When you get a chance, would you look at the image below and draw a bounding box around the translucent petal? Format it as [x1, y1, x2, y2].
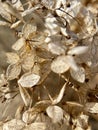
[22, 51, 35, 71]
[51, 55, 70, 74]
[51, 55, 78, 74]
[18, 72, 40, 87]
[48, 42, 66, 55]
[70, 66, 85, 83]
[19, 85, 32, 107]
[22, 22, 37, 39]
[3, 119, 25, 130]
[12, 37, 25, 51]
[6, 63, 21, 80]
[46, 105, 63, 123]
[68, 46, 88, 55]
[6, 52, 20, 64]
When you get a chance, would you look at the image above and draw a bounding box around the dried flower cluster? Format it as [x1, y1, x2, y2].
[0, 0, 98, 130]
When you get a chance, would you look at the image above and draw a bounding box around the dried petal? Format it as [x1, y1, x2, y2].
[12, 0, 24, 11]
[24, 122, 47, 130]
[12, 37, 25, 51]
[51, 55, 78, 74]
[68, 46, 88, 55]
[51, 55, 70, 74]
[22, 51, 35, 71]
[22, 22, 37, 39]
[6, 63, 21, 80]
[46, 105, 63, 123]
[48, 42, 66, 55]
[52, 82, 67, 104]
[19, 85, 32, 107]
[85, 102, 98, 114]
[6, 52, 20, 64]
[1, 1, 24, 21]
[3, 119, 25, 130]
[22, 109, 38, 124]
[70, 66, 85, 83]
[18, 72, 40, 87]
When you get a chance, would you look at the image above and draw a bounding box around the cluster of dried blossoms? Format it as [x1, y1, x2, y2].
[0, 0, 98, 130]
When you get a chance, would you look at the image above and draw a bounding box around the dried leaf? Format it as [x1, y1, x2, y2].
[46, 105, 63, 123]
[6, 63, 21, 80]
[19, 85, 32, 107]
[12, 37, 25, 51]
[67, 46, 88, 55]
[6, 52, 20, 64]
[18, 72, 40, 87]
[3, 119, 25, 130]
[70, 66, 85, 83]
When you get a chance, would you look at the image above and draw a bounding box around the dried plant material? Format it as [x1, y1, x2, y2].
[19, 85, 32, 107]
[0, 3, 12, 22]
[39, 61, 51, 84]
[6, 63, 21, 80]
[51, 55, 78, 74]
[0, 0, 98, 129]
[46, 105, 63, 123]
[48, 42, 66, 55]
[24, 122, 47, 130]
[51, 55, 70, 74]
[0, 20, 10, 26]
[18, 72, 40, 87]
[52, 82, 67, 104]
[6, 52, 20, 64]
[70, 66, 85, 83]
[34, 100, 51, 112]
[21, 51, 35, 71]
[15, 105, 24, 120]
[12, 0, 24, 11]
[73, 114, 89, 130]
[1, 1, 24, 22]
[12, 37, 25, 51]
[3, 119, 25, 130]
[22, 109, 38, 124]
[41, 0, 55, 9]
[67, 46, 88, 55]
[63, 101, 83, 117]
[85, 102, 98, 114]
[22, 22, 37, 39]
